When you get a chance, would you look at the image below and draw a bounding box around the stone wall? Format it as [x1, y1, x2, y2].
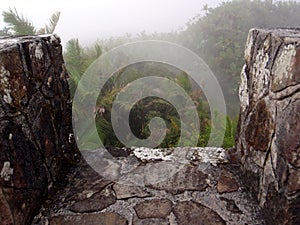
[0, 35, 79, 225]
[237, 28, 300, 225]
[1, 30, 300, 225]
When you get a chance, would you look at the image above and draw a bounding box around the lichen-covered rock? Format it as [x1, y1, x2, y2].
[236, 28, 300, 225]
[0, 35, 79, 225]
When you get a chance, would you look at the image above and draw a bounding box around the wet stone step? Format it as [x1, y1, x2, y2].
[32, 147, 266, 225]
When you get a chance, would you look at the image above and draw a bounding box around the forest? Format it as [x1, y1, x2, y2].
[1, 0, 300, 148]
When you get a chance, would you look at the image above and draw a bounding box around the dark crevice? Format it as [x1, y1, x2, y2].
[273, 85, 300, 100]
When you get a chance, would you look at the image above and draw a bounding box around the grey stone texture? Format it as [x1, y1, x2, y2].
[31, 150, 266, 225]
[236, 28, 300, 225]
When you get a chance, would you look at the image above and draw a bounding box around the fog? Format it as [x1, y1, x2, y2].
[1, 0, 229, 46]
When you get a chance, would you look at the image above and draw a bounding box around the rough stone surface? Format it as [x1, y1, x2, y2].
[69, 185, 116, 213]
[50, 213, 128, 225]
[0, 35, 79, 225]
[219, 197, 242, 214]
[32, 150, 266, 225]
[217, 171, 239, 194]
[132, 217, 169, 225]
[146, 165, 208, 194]
[113, 183, 152, 199]
[236, 28, 300, 225]
[173, 201, 226, 225]
[134, 199, 173, 219]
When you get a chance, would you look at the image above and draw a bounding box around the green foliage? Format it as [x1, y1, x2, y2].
[6, 1, 299, 149]
[180, 0, 300, 116]
[3, 8, 36, 35]
[94, 62, 196, 148]
[2, 8, 60, 35]
[92, 61, 239, 148]
[222, 115, 238, 148]
[64, 39, 87, 97]
[37, 11, 61, 34]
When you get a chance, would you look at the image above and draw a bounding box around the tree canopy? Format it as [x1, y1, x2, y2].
[180, 0, 300, 115]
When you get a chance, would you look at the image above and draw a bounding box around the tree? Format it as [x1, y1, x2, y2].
[180, 0, 300, 116]
[37, 11, 61, 34]
[2, 7, 60, 35]
[2, 8, 36, 35]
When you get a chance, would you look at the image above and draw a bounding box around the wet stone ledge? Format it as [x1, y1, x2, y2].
[0, 35, 80, 225]
[237, 28, 300, 225]
[32, 147, 266, 225]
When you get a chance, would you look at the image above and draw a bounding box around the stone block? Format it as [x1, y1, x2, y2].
[0, 35, 79, 225]
[237, 28, 300, 225]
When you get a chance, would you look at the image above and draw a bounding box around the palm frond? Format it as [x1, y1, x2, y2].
[2, 7, 36, 35]
[45, 11, 61, 34]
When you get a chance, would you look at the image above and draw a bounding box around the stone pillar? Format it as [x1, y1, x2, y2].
[0, 35, 79, 225]
[237, 28, 300, 225]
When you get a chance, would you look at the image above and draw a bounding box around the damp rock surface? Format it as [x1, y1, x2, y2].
[236, 28, 300, 225]
[50, 212, 128, 225]
[32, 147, 266, 225]
[0, 35, 79, 225]
[173, 201, 226, 225]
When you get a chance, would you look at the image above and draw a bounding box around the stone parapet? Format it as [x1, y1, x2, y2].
[0, 35, 79, 225]
[237, 28, 300, 225]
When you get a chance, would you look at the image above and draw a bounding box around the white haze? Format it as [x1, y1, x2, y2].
[1, 0, 228, 46]
[0, 0, 298, 46]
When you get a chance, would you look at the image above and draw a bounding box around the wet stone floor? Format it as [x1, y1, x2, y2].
[32, 147, 266, 225]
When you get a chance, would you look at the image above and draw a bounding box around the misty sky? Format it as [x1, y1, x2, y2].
[1, 0, 298, 46]
[1, 0, 229, 46]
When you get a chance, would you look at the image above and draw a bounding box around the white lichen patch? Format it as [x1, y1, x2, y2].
[272, 44, 297, 87]
[102, 186, 114, 197]
[3, 90, 12, 104]
[239, 65, 249, 112]
[0, 66, 10, 83]
[0, 66, 13, 104]
[35, 43, 44, 59]
[50, 34, 60, 44]
[132, 147, 174, 161]
[68, 133, 74, 143]
[251, 40, 270, 100]
[47, 76, 52, 87]
[83, 190, 97, 198]
[29, 42, 44, 60]
[131, 146, 227, 166]
[245, 29, 255, 64]
[186, 147, 227, 166]
[0, 161, 14, 181]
